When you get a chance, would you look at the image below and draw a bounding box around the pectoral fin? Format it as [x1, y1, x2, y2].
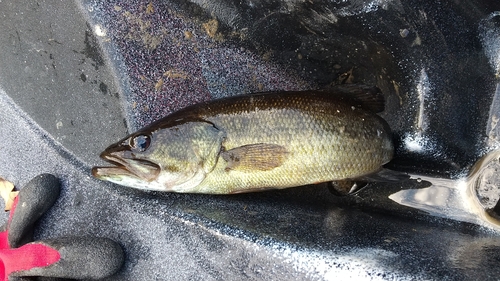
[222, 143, 288, 172]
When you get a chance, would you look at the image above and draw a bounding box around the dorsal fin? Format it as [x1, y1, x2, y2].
[322, 84, 385, 113]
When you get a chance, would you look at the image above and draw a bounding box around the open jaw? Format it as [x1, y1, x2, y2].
[91, 154, 161, 182]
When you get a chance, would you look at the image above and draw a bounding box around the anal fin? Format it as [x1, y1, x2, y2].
[328, 169, 409, 196]
[328, 181, 368, 196]
[355, 168, 410, 182]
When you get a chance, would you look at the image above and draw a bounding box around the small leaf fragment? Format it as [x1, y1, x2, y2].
[6, 191, 19, 211]
[0, 177, 18, 211]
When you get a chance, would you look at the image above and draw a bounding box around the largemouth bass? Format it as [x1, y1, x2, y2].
[92, 86, 394, 194]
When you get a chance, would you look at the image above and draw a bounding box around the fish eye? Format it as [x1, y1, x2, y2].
[130, 134, 151, 152]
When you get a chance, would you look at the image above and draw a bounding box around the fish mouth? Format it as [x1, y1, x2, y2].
[92, 153, 160, 182]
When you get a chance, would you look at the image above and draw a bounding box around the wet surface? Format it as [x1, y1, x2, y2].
[1, 0, 500, 280]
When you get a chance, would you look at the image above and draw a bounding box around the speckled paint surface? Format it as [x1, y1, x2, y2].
[81, 0, 310, 130]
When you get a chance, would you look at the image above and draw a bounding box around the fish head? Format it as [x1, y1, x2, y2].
[92, 121, 225, 192]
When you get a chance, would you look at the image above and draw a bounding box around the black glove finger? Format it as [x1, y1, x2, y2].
[8, 174, 60, 248]
[11, 236, 124, 280]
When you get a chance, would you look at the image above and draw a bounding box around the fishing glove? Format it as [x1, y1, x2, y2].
[0, 174, 124, 281]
